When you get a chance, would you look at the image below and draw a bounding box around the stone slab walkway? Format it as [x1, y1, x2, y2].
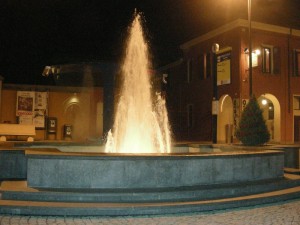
[1, 198, 300, 225]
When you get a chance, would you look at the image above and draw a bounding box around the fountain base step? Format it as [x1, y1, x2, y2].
[0, 176, 300, 216]
[2, 176, 300, 203]
[1, 175, 300, 216]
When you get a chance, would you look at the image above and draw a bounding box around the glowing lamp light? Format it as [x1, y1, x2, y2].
[262, 99, 268, 105]
[254, 49, 261, 55]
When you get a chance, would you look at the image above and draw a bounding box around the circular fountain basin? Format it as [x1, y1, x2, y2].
[25, 147, 284, 190]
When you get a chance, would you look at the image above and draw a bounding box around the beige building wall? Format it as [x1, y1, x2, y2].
[1, 90, 17, 124]
[0, 87, 103, 141]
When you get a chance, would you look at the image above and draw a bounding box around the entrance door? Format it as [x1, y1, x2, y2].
[294, 116, 300, 142]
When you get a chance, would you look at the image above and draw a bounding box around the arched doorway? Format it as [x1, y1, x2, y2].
[257, 94, 281, 143]
[217, 95, 233, 143]
[63, 94, 88, 141]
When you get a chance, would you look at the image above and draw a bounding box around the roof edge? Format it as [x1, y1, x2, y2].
[180, 19, 300, 50]
[158, 58, 184, 71]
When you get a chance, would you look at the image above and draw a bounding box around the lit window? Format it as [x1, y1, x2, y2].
[262, 47, 271, 73]
[262, 45, 281, 74]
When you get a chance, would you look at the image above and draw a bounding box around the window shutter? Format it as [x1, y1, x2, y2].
[199, 54, 205, 80]
[273, 47, 280, 74]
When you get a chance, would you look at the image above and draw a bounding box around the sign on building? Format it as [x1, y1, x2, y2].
[217, 47, 232, 86]
[242, 99, 249, 111]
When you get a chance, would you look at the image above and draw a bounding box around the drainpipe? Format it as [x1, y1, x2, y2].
[212, 43, 219, 144]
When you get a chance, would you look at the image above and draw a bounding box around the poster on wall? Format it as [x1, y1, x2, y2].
[217, 49, 231, 86]
[16, 91, 48, 128]
[33, 109, 46, 129]
[18, 115, 33, 125]
[35, 92, 48, 111]
[16, 91, 35, 116]
[33, 92, 48, 129]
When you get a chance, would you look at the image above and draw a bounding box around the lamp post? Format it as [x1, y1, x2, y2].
[248, 0, 253, 97]
[212, 43, 219, 144]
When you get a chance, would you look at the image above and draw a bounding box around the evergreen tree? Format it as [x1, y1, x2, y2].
[235, 96, 270, 146]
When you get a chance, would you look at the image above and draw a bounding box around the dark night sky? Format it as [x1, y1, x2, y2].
[0, 0, 299, 85]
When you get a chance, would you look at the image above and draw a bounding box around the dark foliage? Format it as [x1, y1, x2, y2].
[235, 96, 270, 146]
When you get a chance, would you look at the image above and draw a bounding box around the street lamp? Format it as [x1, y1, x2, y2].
[248, 0, 253, 97]
[212, 43, 219, 144]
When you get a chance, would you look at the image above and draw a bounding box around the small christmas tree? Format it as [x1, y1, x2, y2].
[235, 96, 270, 146]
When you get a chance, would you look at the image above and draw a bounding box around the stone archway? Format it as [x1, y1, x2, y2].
[258, 94, 281, 143]
[217, 95, 233, 143]
[63, 95, 87, 141]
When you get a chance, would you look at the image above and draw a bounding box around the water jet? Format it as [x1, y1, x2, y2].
[105, 13, 171, 154]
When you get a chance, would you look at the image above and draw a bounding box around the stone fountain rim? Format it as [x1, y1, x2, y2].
[24, 147, 283, 158]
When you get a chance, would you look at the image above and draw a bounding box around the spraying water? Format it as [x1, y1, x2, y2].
[105, 13, 171, 154]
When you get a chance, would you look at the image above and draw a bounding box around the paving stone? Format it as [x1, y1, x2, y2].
[1, 199, 300, 224]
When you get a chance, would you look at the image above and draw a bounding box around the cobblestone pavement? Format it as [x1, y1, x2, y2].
[1, 199, 300, 225]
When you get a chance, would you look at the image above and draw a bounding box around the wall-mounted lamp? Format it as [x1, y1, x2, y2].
[42, 66, 52, 76]
[42, 66, 61, 77]
[162, 74, 168, 84]
[212, 43, 220, 53]
[244, 48, 261, 55]
[253, 49, 261, 55]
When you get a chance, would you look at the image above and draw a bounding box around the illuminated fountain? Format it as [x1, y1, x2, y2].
[5, 13, 285, 217]
[24, 14, 283, 192]
[105, 14, 171, 154]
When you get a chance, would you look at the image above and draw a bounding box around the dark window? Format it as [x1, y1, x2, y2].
[187, 59, 192, 82]
[187, 104, 193, 128]
[293, 50, 300, 76]
[273, 47, 280, 74]
[268, 103, 274, 120]
[199, 54, 205, 80]
[205, 53, 211, 78]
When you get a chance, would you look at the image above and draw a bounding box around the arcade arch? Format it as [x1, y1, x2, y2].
[216, 94, 281, 143]
[217, 95, 233, 143]
[257, 94, 281, 143]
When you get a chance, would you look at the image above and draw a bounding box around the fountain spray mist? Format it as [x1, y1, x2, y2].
[105, 13, 171, 154]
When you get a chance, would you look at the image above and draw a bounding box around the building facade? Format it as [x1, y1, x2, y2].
[0, 62, 117, 142]
[160, 19, 300, 144]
